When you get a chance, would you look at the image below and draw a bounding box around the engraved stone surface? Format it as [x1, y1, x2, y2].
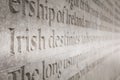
[0, 0, 120, 80]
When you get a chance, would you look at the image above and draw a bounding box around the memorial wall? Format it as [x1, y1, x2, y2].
[0, 0, 120, 80]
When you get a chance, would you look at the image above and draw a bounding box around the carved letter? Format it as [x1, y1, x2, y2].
[9, 28, 15, 54]
[9, 0, 20, 13]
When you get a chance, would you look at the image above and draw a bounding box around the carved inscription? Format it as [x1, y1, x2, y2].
[7, 54, 81, 80]
[67, 52, 112, 80]
[8, 0, 86, 27]
[9, 28, 83, 54]
[0, 0, 119, 80]
[8, 0, 120, 32]
[8, 27, 116, 54]
[7, 50, 111, 80]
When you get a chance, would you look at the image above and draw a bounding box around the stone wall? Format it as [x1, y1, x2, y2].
[0, 0, 120, 80]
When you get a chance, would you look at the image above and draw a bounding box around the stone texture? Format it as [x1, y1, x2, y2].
[0, 0, 120, 80]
